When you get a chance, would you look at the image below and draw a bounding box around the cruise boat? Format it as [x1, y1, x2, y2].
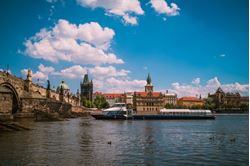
[91, 103, 134, 120]
[91, 104, 216, 120]
[132, 109, 215, 120]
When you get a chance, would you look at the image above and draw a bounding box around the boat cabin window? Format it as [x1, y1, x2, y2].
[103, 111, 126, 116]
[111, 103, 126, 108]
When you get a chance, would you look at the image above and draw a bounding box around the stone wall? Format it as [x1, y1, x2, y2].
[0, 72, 26, 97]
[0, 71, 80, 107]
[71, 106, 85, 113]
[0, 93, 13, 113]
[0, 71, 83, 121]
[21, 98, 72, 113]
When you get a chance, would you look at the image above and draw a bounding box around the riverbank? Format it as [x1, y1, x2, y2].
[0, 108, 91, 131]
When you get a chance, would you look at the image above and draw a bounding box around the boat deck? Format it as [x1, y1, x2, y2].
[91, 114, 216, 120]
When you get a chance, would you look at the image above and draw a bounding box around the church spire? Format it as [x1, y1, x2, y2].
[83, 74, 89, 83]
[146, 73, 152, 85]
[145, 73, 153, 92]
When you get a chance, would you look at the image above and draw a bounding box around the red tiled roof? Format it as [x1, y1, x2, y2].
[102, 93, 123, 98]
[178, 96, 203, 102]
[94, 91, 102, 95]
[135, 92, 161, 97]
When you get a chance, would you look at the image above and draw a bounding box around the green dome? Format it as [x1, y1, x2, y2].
[57, 81, 70, 90]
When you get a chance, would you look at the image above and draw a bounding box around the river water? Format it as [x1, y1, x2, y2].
[0, 115, 248, 166]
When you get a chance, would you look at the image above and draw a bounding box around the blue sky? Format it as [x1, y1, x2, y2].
[0, 0, 248, 97]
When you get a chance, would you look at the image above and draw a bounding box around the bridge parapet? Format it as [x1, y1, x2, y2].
[0, 71, 80, 119]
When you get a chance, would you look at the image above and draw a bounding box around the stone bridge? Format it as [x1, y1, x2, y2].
[0, 71, 81, 119]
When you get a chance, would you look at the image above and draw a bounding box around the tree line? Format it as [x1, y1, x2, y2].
[82, 95, 109, 109]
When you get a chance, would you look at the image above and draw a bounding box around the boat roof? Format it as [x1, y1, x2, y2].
[103, 109, 126, 112]
[160, 108, 211, 113]
[113, 103, 126, 105]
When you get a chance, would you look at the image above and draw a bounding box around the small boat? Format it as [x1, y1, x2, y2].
[91, 104, 216, 120]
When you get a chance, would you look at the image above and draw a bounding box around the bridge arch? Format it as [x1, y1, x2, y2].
[0, 82, 21, 114]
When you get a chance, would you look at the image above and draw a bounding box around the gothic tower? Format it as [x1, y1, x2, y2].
[145, 73, 153, 93]
[80, 74, 93, 103]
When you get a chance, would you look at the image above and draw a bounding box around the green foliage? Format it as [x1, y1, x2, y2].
[165, 103, 205, 109]
[165, 103, 175, 109]
[82, 99, 94, 108]
[240, 103, 249, 111]
[190, 105, 199, 110]
[204, 97, 215, 110]
[94, 95, 110, 109]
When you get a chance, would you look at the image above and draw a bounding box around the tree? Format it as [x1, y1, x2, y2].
[240, 103, 249, 111]
[94, 95, 110, 109]
[82, 99, 94, 108]
[204, 97, 215, 110]
[165, 103, 175, 109]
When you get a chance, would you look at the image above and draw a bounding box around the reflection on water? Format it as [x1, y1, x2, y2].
[0, 115, 248, 166]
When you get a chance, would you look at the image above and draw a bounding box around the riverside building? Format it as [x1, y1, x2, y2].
[133, 74, 166, 114]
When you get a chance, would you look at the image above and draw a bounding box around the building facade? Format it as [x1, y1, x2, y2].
[124, 92, 134, 106]
[164, 91, 177, 105]
[208, 87, 248, 108]
[103, 93, 123, 106]
[93, 92, 124, 106]
[133, 74, 165, 114]
[177, 96, 204, 108]
[80, 74, 93, 102]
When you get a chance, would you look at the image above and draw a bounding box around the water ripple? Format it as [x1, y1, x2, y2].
[0, 115, 248, 166]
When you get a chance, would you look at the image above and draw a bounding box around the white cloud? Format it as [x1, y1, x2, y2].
[21, 65, 86, 81]
[220, 54, 226, 57]
[191, 77, 200, 85]
[0, 69, 11, 74]
[95, 77, 146, 92]
[77, 0, 144, 25]
[21, 69, 47, 81]
[89, 66, 130, 78]
[38, 64, 55, 74]
[169, 77, 249, 97]
[51, 65, 129, 79]
[24, 19, 123, 65]
[150, 0, 180, 16]
[21, 64, 131, 86]
[20, 63, 144, 93]
[206, 77, 220, 87]
[21, 64, 55, 81]
[54, 65, 142, 92]
[53, 65, 87, 79]
[123, 14, 138, 25]
[33, 71, 49, 81]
